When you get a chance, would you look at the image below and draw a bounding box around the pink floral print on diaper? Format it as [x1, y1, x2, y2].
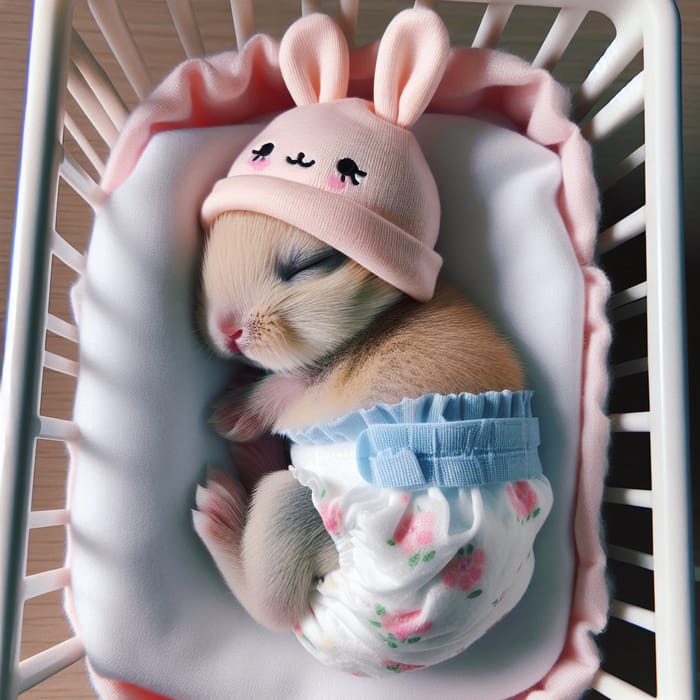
[318, 490, 344, 537]
[442, 543, 485, 597]
[387, 507, 437, 568]
[506, 481, 542, 524]
[383, 660, 426, 673]
[369, 605, 433, 649]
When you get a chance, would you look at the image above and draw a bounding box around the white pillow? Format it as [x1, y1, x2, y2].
[70, 113, 583, 700]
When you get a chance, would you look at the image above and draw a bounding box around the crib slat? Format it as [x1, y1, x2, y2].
[532, 8, 588, 70]
[592, 670, 655, 698]
[17, 637, 85, 693]
[601, 144, 646, 191]
[60, 150, 103, 209]
[613, 357, 648, 379]
[70, 29, 128, 131]
[63, 113, 105, 177]
[607, 544, 654, 571]
[43, 351, 79, 378]
[610, 282, 647, 309]
[573, 30, 643, 121]
[28, 509, 71, 530]
[604, 487, 652, 508]
[611, 412, 650, 433]
[472, 4, 514, 49]
[67, 63, 119, 147]
[23, 567, 71, 601]
[88, 0, 151, 99]
[230, 0, 255, 50]
[583, 72, 645, 143]
[166, 0, 205, 58]
[51, 230, 85, 273]
[46, 313, 78, 343]
[338, 0, 359, 46]
[610, 599, 655, 632]
[598, 206, 646, 254]
[611, 297, 646, 323]
[301, 0, 320, 14]
[38, 416, 80, 442]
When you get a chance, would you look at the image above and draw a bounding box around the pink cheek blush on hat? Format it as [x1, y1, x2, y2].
[200, 8, 452, 303]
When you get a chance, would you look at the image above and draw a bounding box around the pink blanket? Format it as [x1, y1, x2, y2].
[79, 29, 609, 700]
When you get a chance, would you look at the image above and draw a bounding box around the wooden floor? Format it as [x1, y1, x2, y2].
[0, 1, 698, 698]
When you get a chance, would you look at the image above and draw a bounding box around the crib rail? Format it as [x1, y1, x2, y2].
[0, 1, 75, 697]
[0, 0, 693, 698]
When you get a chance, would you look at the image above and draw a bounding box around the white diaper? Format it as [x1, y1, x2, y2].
[285, 391, 553, 677]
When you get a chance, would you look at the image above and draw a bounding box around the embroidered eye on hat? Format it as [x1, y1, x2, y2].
[200, 8, 451, 302]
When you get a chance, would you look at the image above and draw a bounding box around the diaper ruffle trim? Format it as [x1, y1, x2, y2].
[284, 390, 535, 445]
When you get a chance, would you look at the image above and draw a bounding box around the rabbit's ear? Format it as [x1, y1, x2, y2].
[373, 8, 450, 129]
[279, 13, 350, 105]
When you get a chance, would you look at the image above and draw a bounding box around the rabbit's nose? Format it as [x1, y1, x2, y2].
[219, 320, 243, 354]
[225, 328, 243, 354]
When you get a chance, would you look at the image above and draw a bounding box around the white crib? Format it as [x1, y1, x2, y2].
[0, 1, 693, 698]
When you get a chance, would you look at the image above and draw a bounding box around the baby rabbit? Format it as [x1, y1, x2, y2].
[192, 10, 552, 677]
[193, 209, 525, 631]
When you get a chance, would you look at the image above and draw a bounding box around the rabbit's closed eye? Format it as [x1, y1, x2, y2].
[277, 248, 348, 282]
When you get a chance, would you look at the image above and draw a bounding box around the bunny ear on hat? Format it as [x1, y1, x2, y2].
[279, 13, 350, 105]
[203, 8, 448, 302]
[373, 8, 451, 129]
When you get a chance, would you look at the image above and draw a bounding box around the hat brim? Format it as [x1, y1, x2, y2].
[200, 174, 442, 302]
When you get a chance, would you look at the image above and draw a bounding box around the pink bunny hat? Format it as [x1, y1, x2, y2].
[200, 8, 451, 302]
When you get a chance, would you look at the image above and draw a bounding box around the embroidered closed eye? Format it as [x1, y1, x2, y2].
[249, 143, 275, 170]
[251, 142, 274, 160]
[336, 158, 367, 185]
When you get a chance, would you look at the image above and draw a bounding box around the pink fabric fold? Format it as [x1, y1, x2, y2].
[83, 33, 609, 700]
[101, 34, 291, 196]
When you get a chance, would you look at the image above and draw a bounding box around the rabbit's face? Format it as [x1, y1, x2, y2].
[200, 211, 402, 372]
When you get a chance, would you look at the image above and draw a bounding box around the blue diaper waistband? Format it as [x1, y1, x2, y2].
[355, 416, 542, 489]
[284, 390, 544, 489]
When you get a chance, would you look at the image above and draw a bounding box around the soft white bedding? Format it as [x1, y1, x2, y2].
[69, 113, 583, 700]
